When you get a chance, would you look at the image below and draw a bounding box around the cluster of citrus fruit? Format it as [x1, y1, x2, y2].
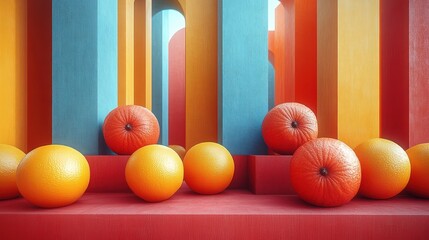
[262, 102, 429, 207]
[0, 105, 235, 208]
[103, 105, 235, 202]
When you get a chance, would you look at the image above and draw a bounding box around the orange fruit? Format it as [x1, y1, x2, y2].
[262, 102, 318, 155]
[354, 138, 410, 199]
[290, 138, 361, 207]
[125, 144, 183, 202]
[168, 145, 186, 160]
[405, 143, 429, 198]
[103, 105, 160, 155]
[0, 144, 26, 200]
[183, 142, 234, 194]
[16, 145, 90, 208]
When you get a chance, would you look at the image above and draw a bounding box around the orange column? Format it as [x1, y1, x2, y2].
[274, 0, 317, 113]
[134, 0, 152, 109]
[274, 4, 287, 105]
[118, 0, 135, 106]
[184, 0, 218, 149]
[0, 0, 27, 151]
[318, 0, 380, 148]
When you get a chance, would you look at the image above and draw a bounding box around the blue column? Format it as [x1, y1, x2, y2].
[152, 11, 169, 145]
[52, 0, 118, 154]
[218, 0, 268, 154]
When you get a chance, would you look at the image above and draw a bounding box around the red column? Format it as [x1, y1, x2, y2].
[381, 0, 429, 149]
[168, 28, 186, 147]
[27, 0, 52, 151]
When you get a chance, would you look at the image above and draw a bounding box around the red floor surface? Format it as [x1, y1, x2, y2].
[1, 155, 429, 239]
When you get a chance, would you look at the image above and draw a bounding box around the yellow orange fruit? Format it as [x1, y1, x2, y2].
[354, 138, 410, 199]
[405, 143, 429, 198]
[169, 145, 186, 160]
[16, 145, 90, 208]
[0, 144, 26, 199]
[125, 144, 184, 202]
[184, 142, 234, 194]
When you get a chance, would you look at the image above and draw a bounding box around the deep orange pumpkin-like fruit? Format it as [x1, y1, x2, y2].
[103, 105, 160, 155]
[290, 138, 361, 207]
[262, 102, 318, 155]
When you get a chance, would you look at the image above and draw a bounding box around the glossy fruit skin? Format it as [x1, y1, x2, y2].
[184, 142, 235, 194]
[290, 138, 361, 207]
[169, 145, 186, 160]
[262, 102, 318, 155]
[354, 138, 410, 199]
[16, 145, 90, 208]
[0, 144, 26, 200]
[103, 105, 160, 155]
[405, 143, 429, 198]
[125, 144, 184, 202]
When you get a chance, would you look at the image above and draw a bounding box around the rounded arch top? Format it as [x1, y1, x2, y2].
[152, 0, 185, 16]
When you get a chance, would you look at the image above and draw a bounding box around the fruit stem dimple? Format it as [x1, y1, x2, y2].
[319, 167, 328, 176]
[291, 120, 299, 128]
[125, 123, 133, 131]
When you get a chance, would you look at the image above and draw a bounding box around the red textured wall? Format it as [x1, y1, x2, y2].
[381, 0, 429, 149]
[168, 28, 186, 147]
[27, 0, 52, 151]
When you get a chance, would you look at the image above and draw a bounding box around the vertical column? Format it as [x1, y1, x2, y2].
[380, 0, 409, 148]
[118, 0, 135, 106]
[168, 29, 186, 147]
[409, 0, 429, 147]
[152, 12, 169, 145]
[276, 0, 317, 113]
[268, 31, 275, 110]
[52, 0, 118, 154]
[185, 0, 218, 149]
[0, 0, 27, 151]
[134, 0, 152, 109]
[27, 0, 52, 151]
[274, 4, 287, 105]
[218, 0, 268, 154]
[318, 0, 380, 148]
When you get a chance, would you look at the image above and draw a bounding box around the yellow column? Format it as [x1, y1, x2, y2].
[184, 0, 218, 149]
[134, 0, 152, 109]
[318, 0, 380, 148]
[0, 0, 27, 151]
[118, 0, 135, 106]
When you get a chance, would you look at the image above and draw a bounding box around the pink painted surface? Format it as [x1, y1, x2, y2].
[168, 28, 186, 147]
[409, 0, 429, 147]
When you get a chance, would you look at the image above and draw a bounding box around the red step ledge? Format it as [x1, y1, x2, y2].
[0, 155, 428, 239]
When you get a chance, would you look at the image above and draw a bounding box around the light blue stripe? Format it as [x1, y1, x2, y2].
[152, 11, 169, 145]
[52, 0, 117, 154]
[218, 0, 269, 154]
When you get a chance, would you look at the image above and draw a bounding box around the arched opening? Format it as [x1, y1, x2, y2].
[151, 2, 185, 146]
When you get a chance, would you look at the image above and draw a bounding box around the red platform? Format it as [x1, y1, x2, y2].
[1, 155, 429, 239]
